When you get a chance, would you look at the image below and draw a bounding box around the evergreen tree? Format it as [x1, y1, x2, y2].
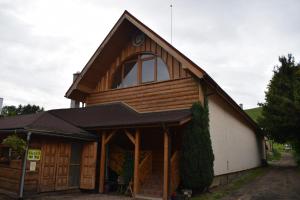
[259, 54, 300, 143]
[180, 102, 214, 191]
[1, 104, 44, 117]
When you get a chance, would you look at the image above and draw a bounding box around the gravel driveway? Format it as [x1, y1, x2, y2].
[221, 152, 300, 200]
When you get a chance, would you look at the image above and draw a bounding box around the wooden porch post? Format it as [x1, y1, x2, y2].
[133, 129, 140, 196]
[99, 132, 106, 193]
[163, 130, 170, 200]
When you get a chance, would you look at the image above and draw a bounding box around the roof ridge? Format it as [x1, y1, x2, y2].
[26, 111, 47, 128]
[47, 110, 85, 129]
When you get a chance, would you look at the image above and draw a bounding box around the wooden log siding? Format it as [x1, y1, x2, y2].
[0, 159, 41, 194]
[0, 163, 21, 193]
[94, 35, 191, 93]
[87, 77, 199, 112]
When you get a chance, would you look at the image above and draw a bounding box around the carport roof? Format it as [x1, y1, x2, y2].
[0, 112, 96, 140]
[0, 102, 191, 138]
[50, 102, 192, 129]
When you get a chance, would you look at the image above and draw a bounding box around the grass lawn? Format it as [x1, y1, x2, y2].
[191, 167, 268, 200]
[267, 143, 284, 161]
[244, 107, 262, 123]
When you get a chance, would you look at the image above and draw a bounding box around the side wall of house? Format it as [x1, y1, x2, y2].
[208, 94, 263, 176]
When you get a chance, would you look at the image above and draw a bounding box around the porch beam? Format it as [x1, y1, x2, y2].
[133, 129, 140, 196]
[163, 130, 170, 200]
[125, 130, 135, 145]
[105, 130, 116, 144]
[99, 132, 106, 193]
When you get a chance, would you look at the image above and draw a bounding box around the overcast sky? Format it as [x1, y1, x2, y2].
[0, 0, 299, 110]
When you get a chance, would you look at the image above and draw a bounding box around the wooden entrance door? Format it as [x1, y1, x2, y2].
[69, 143, 83, 188]
[80, 142, 97, 189]
[39, 142, 71, 192]
[39, 143, 58, 192]
[55, 143, 71, 190]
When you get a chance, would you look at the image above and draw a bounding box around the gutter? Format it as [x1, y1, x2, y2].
[26, 128, 97, 141]
[0, 129, 97, 141]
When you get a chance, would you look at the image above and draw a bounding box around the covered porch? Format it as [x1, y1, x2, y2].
[50, 102, 192, 200]
[97, 126, 183, 200]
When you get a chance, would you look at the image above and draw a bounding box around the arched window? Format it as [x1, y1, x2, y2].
[112, 53, 170, 89]
[157, 57, 170, 81]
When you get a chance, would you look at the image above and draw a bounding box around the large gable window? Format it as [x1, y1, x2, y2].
[157, 57, 170, 81]
[123, 61, 138, 87]
[141, 56, 155, 83]
[112, 53, 170, 89]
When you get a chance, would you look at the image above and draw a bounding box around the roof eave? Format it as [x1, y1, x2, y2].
[202, 74, 260, 131]
[82, 118, 192, 131]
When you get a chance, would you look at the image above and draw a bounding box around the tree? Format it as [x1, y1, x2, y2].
[1, 105, 17, 116]
[2, 134, 27, 159]
[1, 104, 44, 117]
[180, 102, 214, 192]
[258, 54, 300, 143]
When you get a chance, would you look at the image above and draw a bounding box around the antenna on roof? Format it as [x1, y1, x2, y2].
[170, 3, 173, 44]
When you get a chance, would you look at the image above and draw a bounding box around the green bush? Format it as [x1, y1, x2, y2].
[180, 102, 214, 192]
[2, 134, 26, 159]
[292, 141, 300, 165]
[267, 148, 281, 161]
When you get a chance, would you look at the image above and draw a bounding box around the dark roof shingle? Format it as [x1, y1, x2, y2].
[50, 102, 191, 129]
[0, 102, 191, 139]
[0, 112, 96, 140]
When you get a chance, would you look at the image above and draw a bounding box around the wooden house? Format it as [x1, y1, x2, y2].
[0, 11, 265, 200]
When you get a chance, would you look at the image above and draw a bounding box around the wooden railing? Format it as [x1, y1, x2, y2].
[170, 151, 180, 194]
[139, 151, 152, 185]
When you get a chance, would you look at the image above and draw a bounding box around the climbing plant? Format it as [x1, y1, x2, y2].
[180, 101, 214, 192]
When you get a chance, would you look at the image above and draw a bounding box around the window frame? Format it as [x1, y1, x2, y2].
[141, 55, 157, 84]
[111, 53, 169, 89]
[121, 58, 139, 87]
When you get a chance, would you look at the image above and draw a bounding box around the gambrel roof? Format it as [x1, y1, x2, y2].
[65, 10, 258, 130]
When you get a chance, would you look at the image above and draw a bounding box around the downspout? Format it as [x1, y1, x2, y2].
[19, 131, 31, 199]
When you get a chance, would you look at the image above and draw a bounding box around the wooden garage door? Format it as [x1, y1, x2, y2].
[80, 142, 97, 189]
[39, 143, 71, 192]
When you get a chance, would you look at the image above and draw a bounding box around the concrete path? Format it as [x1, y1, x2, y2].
[221, 152, 300, 200]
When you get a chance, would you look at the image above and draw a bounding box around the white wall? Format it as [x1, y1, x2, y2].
[208, 95, 263, 176]
[0, 98, 3, 114]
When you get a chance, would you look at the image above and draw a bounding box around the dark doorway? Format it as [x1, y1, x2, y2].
[69, 143, 83, 188]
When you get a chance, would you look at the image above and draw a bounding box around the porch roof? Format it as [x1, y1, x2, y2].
[50, 102, 192, 129]
[0, 112, 96, 140]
